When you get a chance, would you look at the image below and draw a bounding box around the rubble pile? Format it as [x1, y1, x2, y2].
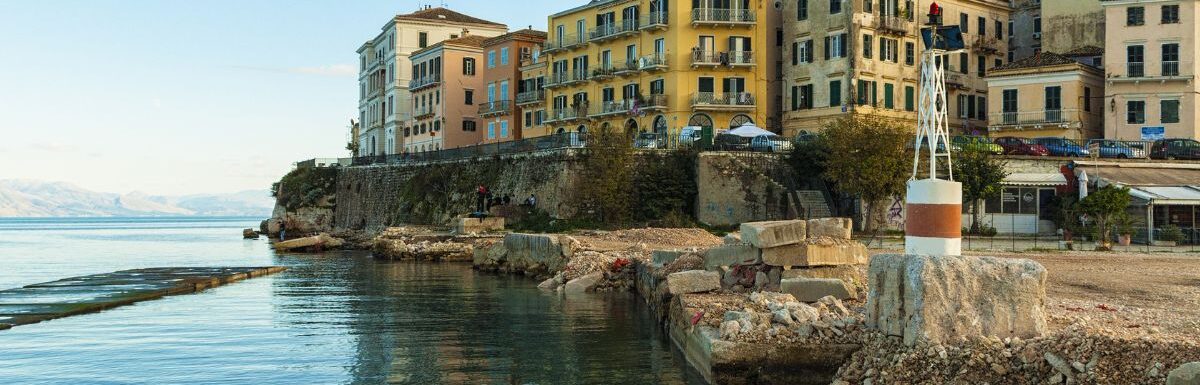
[680, 292, 866, 346]
[578, 228, 723, 249]
[833, 323, 1200, 385]
[371, 226, 479, 261]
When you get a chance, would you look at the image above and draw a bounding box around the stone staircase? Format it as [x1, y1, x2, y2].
[792, 190, 833, 219]
[721, 153, 835, 220]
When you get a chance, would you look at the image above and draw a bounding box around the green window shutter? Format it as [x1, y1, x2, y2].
[905, 86, 915, 111]
[884, 84, 894, 109]
[830, 80, 841, 106]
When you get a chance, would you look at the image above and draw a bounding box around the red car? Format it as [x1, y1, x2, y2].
[993, 137, 1050, 156]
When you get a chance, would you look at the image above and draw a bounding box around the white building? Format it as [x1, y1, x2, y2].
[357, 6, 507, 156]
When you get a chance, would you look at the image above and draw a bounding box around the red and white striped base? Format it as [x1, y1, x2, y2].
[905, 178, 962, 256]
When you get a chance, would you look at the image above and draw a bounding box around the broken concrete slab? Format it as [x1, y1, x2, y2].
[740, 220, 807, 248]
[866, 254, 1049, 346]
[702, 245, 762, 270]
[653, 250, 687, 266]
[454, 217, 506, 234]
[667, 270, 721, 295]
[781, 278, 853, 302]
[761, 241, 868, 267]
[807, 218, 853, 239]
[562, 272, 603, 293]
[503, 233, 570, 273]
[273, 233, 343, 251]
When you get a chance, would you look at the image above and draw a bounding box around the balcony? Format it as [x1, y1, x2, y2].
[544, 35, 586, 53]
[875, 15, 912, 35]
[971, 35, 1003, 55]
[691, 92, 755, 110]
[588, 24, 616, 42]
[546, 107, 587, 123]
[590, 100, 634, 117]
[564, 69, 589, 85]
[1163, 61, 1180, 77]
[612, 19, 640, 38]
[592, 65, 617, 80]
[642, 12, 668, 30]
[545, 71, 588, 88]
[988, 109, 1083, 132]
[691, 50, 752, 67]
[1128, 62, 1145, 78]
[478, 100, 512, 117]
[1111, 61, 1193, 82]
[615, 60, 640, 76]
[945, 73, 968, 90]
[409, 76, 441, 91]
[642, 94, 669, 110]
[515, 89, 545, 106]
[639, 53, 668, 71]
[691, 8, 756, 26]
[413, 105, 436, 119]
[545, 72, 568, 88]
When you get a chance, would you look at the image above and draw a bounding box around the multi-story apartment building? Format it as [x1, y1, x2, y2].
[1102, 0, 1199, 141]
[985, 52, 1104, 140]
[356, 6, 506, 156]
[781, 0, 1011, 137]
[1008, 0, 1105, 63]
[480, 29, 548, 143]
[541, 0, 776, 140]
[406, 35, 488, 152]
[518, 48, 551, 137]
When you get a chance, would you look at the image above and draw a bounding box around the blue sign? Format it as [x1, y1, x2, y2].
[1141, 126, 1166, 141]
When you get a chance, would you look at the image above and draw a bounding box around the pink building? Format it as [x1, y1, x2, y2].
[479, 29, 547, 143]
[406, 35, 489, 152]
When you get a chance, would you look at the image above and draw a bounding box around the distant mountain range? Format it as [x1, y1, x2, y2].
[0, 179, 276, 217]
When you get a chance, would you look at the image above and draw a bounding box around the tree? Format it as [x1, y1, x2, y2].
[1079, 184, 1132, 250]
[954, 148, 1008, 234]
[575, 125, 635, 226]
[821, 115, 912, 233]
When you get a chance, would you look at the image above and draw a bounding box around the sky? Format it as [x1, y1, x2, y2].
[0, 0, 559, 196]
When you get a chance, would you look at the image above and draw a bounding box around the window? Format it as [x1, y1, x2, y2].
[419, 32, 428, 48]
[977, 58, 985, 76]
[1045, 86, 1062, 121]
[830, 80, 842, 106]
[883, 83, 894, 109]
[905, 42, 915, 65]
[880, 38, 898, 62]
[1163, 43, 1180, 76]
[1127, 101, 1146, 124]
[1163, 5, 1180, 24]
[792, 42, 799, 65]
[1083, 87, 1092, 112]
[798, 39, 813, 63]
[960, 13, 968, 33]
[976, 96, 986, 120]
[830, 0, 841, 14]
[1162, 100, 1180, 123]
[463, 58, 476, 75]
[1127, 45, 1145, 77]
[793, 84, 814, 109]
[1002, 90, 1018, 123]
[650, 79, 664, 94]
[904, 86, 915, 111]
[857, 80, 876, 106]
[1008, 20, 1014, 38]
[798, 0, 808, 20]
[1127, 6, 1144, 26]
[1034, 17, 1041, 34]
[465, 89, 474, 105]
[524, 111, 532, 127]
[959, 52, 968, 74]
[500, 47, 510, 65]
[487, 51, 496, 68]
[824, 33, 847, 59]
[995, 20, 1003, 39]
[501, 121, 509, 137]
[863, 34, 873, 59]
[1008, 51, 1014, 63]
[488, 122, 496, 139]
[863, 0, 872, 13]
[978, 16, 986, 36]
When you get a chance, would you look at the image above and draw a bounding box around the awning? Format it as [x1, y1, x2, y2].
[1004, 173, 1068, 186]
[1128, 186, 1200, 206]
[722, 123, 775, 138]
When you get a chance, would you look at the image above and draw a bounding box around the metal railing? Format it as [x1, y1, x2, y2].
[544, 35, 585, 52]
[478, 100, 512, 116]
[642, 12, 668, 29]
[643, 94, 669, 109]
[989, 109, 1081, 127]
[546, 72, 568, 87]
[588, 24, 616, 41]
[408, 76, 440, 90]
[728, 51, 754, 65]
[614, 19, 640, 36]
[546, 107, 587, 122]
[591, 100, 634, 117]
[1128, 62, 1145, 77]
[412, 105, 436, 119]
[592, 65, 617, 79]
[515, 89, 545, 105]
[348, 132, 589, 166]
[639, 53, 668, 70]
[875, 15, 912, 34]
[616, 59, 640, 74]
[691, 50, 722, 65]
[972, 35, 1003, 54]
[691, 92, 755, 108]
[691, 8, 756, 24]
[1163, 61, 1180, 76]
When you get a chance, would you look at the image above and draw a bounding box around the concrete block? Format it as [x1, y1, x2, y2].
[503, 233, 568, 272]
[702, 245, 761, 270]
[480, 217, 505, 231]
[562, 272, 603, 293]
[666, 270, 721, 295]
[807, 218, 853, 239]
[739, 220, 807, 248]
[761, 242, 868, 267]
[1168, 362, 1200, 385]
[653, 250, 686, 266]
[780, 278, 853, 302]
[866, 254, 1048, 346]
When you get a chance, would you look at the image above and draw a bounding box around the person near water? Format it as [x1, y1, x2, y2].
[476, 185, 488, 213]
[279, 220, 287, 241]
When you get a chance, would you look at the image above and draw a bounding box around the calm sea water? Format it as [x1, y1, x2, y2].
[0, 217, 700, 384]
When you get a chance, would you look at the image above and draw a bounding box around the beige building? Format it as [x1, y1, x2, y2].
[480, 29, 548, 143]
[406, 35, 488, 152]
[1007, 0, 1105, 63]
[985, 52, 1104, 140]
[781, 0, 1011, 137]
[356, 6, 507, 156]
[518, 48, 551, 138]
[1102, 0, 1198, 141]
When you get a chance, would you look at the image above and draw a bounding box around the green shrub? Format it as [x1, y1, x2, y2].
[272, 167, 337, 211]
[1160, 225, 1186, 243]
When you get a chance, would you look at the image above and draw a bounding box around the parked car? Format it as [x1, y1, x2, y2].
[679, 126, 703, 147]
[714, 133, 751, 151]
[750, 134, 795, 153]
[1150, 138, 1200, 160]
[1086, 139, 1146, 159]
[993, 137, 1050, 156]
[909, 136, 954, 153]
[951, 135, 1004, 154]
[1032, 137, 1091, 157]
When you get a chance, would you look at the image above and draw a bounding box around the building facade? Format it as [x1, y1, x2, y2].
[518, 49, 551, 137]
[1007, 0, 1041, 61]
[541, 0, 776, 141]
[407, 35, 488, 152]
[781, 0, 1011, 137]
[480, 29, 548, 143]
[986, 52, 1105, 140]
[1008, 0, 1105, 64]
[356, 6, 507, 156]
[1102, 0, 1199, 141]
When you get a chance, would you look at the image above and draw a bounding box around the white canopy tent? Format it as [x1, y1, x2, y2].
[722, 123, 775, 138]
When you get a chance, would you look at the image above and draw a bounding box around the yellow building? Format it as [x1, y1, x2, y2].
[985, 51, 1104, 140]
[540, 0, 776, 141]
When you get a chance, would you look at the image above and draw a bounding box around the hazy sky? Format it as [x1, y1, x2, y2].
[0, 0, 558, 195]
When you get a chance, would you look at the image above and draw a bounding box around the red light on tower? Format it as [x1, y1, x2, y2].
[927, 2, 943, 26]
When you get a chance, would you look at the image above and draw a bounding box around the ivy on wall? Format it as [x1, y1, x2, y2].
[272, 167, 337, 211]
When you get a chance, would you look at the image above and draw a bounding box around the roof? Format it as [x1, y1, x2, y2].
[1062, 45, 1104, 57]
[1075, 161, 1200, 187]
[395, 7, 505, 27]
[412, 34, 489, 56]
[990, 52, 1078, 72]
[551, 0, 623, 18]
[482, 28, 548, 47]
[1005, 173, 1068, 186]
[1128, 186, 1200, 206]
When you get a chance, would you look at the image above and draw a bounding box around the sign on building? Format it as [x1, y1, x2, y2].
[1141, 126, 1166, 141]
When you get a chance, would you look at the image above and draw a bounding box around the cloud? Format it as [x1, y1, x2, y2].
[30, 142, 79, 152]
[231, 64, 356, 77]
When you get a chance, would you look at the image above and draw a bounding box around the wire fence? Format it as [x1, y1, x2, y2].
[860, 215, 1200, 254]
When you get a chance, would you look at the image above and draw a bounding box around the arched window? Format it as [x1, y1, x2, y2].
[624, 118, 639, 133]
[653, 115, 668, 134]
[556, 127, 565, 134]
[730, 114, 753, 128]
[688, 113, 713, 128]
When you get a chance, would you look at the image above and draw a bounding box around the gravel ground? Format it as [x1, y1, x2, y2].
[571, 228, 723, 252]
